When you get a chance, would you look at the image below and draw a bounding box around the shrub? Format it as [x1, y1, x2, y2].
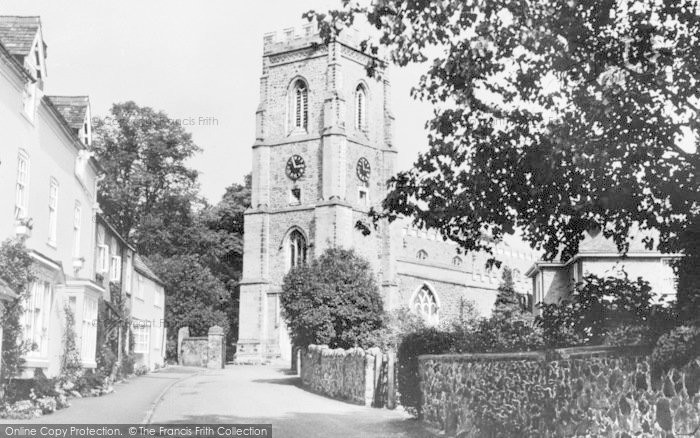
[652, 325, 700, 374]
[280, 248, 385, 349]
[364, 307, 426, 350]
[538, 273, 655, 347]
[397, 328, 456, 417]
[454, 313, 544, 353]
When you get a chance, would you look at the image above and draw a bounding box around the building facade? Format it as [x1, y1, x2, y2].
[0, 16, 103, 376]
[236, 24, 537, 363]
[526, 229, 679, 313]
[130, 254, 166, 371]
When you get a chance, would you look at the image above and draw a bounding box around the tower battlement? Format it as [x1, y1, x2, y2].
[262, 22, 363, 55]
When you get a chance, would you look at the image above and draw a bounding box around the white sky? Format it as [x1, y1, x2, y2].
[1, 0, 433, 203]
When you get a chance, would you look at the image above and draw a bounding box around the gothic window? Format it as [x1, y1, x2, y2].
[286, 229, 307, 271]
[452, 256, 462, 267]
[416, 249, 428, 260]
[292, 80, 308, 131]
[355, 84, 366, 130]
[412, 285, 439, 325]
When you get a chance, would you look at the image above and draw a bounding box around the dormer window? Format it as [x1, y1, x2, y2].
[291, 79, 308, 132]
[355, 84, 367, 131]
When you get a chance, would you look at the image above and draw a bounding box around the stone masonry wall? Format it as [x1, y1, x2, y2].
[419, 346, 700, 437]
[300, 345, 380, 406]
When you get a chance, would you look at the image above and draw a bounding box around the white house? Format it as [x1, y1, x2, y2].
[526, 228, 679, 313]
[0, 16, 103, 376]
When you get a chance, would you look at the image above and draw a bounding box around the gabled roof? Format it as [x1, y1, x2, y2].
[46, 96, 89, 131]
[0, 16, 42, 58]
[133, 254, 165, 286]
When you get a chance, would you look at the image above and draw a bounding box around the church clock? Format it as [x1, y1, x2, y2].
[285, 155, 306, 180]
[356, 157, 371, 182]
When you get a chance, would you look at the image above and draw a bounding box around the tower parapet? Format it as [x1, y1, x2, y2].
[263, 22, 365, 56]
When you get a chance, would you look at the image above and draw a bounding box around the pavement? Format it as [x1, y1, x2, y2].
[0, 367, 202, 424]
[151, 364, 437, 438]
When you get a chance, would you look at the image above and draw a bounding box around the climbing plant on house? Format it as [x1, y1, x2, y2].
[0, 239, 34, 384]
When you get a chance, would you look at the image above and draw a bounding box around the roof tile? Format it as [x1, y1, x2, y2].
[0, 16, 41, 57]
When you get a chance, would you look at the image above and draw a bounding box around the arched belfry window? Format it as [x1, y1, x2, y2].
[355, 84, 366, 130]
[412, 284, 439, 325]
[286, 229, 307, 271]
[292, 80, 308, 131]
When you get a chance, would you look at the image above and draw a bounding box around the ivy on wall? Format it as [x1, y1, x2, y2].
[0, 239, 34, 384]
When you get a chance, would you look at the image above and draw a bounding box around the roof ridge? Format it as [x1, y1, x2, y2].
[0, 15, 42, 19]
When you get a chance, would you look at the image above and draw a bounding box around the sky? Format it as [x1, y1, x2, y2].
[0, 0, 433, 203]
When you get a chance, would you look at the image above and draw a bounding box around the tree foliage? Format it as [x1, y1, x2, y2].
[537, 273, 664, 347]
[280, 248, 385, 349]
[492, 267, 523, 319]
[91, 101, 200, 244]
[92, 103, 251, 350]
[311, 0, 700, 319]
[147, 254, 230, 343]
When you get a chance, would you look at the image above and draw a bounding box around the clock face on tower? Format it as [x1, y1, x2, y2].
[286, 155, 306, 180]
[356, 157, 371, 182]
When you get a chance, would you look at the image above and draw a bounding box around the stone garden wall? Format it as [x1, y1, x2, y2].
[418, 345, 700, 437]
[300, 345, 384, 406]
[178, 326, 225, 369]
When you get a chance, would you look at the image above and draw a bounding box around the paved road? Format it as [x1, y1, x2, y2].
[150, 365, 437, 438]
[0, 367, 201, 424]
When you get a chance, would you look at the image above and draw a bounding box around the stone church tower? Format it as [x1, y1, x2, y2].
[236, 24, 400, 362]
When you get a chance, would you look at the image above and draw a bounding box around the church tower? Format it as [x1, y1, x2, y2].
[236, 24, 399, 362]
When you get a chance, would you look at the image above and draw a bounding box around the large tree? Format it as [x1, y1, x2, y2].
[310, 0, 700, 319]
[91, 103, 251, 350]
[91, 101, 200, 247]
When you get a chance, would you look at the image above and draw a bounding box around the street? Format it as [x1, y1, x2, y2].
[150, 365, 435, 438]
[1, 365, 436, 438]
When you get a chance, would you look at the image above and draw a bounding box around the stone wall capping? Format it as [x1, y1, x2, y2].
[419, 350, 546, 362]
[418, 344, 652, 363]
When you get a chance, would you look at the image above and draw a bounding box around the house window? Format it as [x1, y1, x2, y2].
[286, 229, 307, 272]
[15, 151, 29, 219]
[48, 179, 59, 245]
[416, 249, 428, 260]
[24, 281, 52, 357]
[452, 256, 462, 267]
[124, 254, 133, 294]
[110, 255, 122, 282]
[97, 244, 109, 273]
[154, 287, 163, 308]
[292, 80, 308, 131]
[73, 202, 81, 257]
[661, 259, 677, 298]
[355, 84, 367, 130]
[135, 274, 145, 300]
[412, 285, 439, 325]
[80, 296, 98, 363]
[133, 322, 150, 354]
